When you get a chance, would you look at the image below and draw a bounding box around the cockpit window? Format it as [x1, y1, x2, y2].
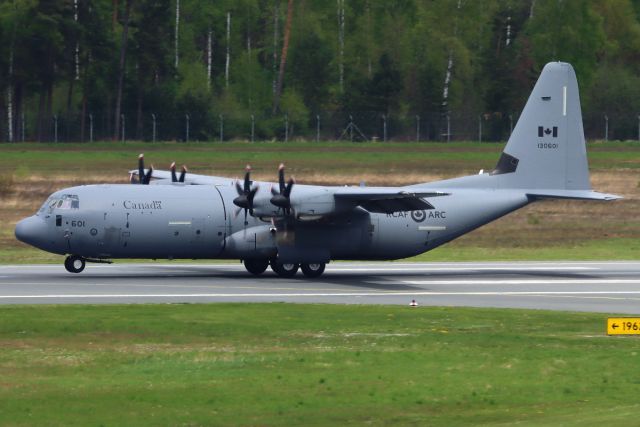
[38, 194, 80, 215]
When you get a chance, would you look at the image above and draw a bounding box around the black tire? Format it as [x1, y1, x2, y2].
[301, 263, 326, 278]
[243, 259, 269, 276]
[270, 260, 299, 278]
[64, 255, 85, 273]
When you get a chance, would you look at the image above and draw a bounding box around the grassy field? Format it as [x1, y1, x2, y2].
[1, 141, 639, 263]
[0, 303, 637, 426]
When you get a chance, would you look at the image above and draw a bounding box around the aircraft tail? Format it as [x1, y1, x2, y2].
[492, 62, 619, 201]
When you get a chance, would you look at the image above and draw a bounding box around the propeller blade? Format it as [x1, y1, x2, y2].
[137, 154, 145, 184]
[235, 180, 244, 196]
[284, 177, 294, 198]
[248, 185, 259, 202]
[278, 163, 285, 193]
[170, 162, 177, 183]
[270, 164, 293, 213]
[179, 166, 187, 183]
[233, 194, 248, 209]
[143, 166, 153, 185]
[243, 165, 252, 193]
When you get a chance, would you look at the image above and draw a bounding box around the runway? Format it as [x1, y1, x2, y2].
[1, 261, 640, 313]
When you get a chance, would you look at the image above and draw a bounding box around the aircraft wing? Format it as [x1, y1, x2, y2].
[333, 188, 449, 213]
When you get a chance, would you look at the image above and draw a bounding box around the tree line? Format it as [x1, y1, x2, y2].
[2, 0, 640, 142]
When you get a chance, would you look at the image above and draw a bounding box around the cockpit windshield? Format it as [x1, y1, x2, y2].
[37, 194, 80, 215]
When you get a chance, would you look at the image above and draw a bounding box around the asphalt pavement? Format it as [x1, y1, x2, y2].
[1, 261, 639, 313]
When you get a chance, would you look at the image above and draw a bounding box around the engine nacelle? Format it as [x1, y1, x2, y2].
[223, 225, 277, 259]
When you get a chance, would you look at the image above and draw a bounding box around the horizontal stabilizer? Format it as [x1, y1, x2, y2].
[526, 190, 622, 201]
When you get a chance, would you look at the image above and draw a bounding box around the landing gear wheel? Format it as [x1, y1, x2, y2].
[270, 260, 299, 278]
[243, 259, 269, 276]
[301, 263, 326, 278]
[64, 255, 85, 273]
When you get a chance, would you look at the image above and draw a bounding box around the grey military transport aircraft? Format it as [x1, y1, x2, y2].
[15, 62, 620, 278]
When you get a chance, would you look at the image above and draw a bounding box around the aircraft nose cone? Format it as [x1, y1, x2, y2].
[15, 216, 48, 249]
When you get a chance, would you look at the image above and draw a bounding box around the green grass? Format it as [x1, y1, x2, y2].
[2, 140, 640, 176]
[0, 303, 637, 426]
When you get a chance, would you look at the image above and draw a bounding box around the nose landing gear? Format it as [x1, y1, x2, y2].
[243, 259, 270, 275]
[64, 255, 85, 273]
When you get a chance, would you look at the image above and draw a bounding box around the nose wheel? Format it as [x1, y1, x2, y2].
[64, 255, 85, 273]
[243, 259, 270, 275]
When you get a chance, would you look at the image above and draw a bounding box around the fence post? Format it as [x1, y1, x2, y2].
[416, 115, 420, 142]
[219, 114, 224, 142]
[478, 114, 482, 143]
[21, 112, 25, 142]
[509, 114, 513, 136]
[121, 114, 125, 142]
[446, 113, 450, 143]
[604, 114, 609, 141]
[316, 114, 320, 142]
[185, 113, 190, 142]
[637, 114, 639, 142]
[89, 113, 94, 142]
[250, 114, 255, 142]
[383, 114, 387, 142]
[53, 115, 58, 143]
[151, 113, 156, 142]
[284, 113, 289, 142]
[349, 115, 354, 142]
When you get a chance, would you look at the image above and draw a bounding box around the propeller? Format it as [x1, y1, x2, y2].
[233, 165, 259, 225]
[136, 153, 153, 185]
[170, 162, 188, 183]
[270, 163, 294, 215]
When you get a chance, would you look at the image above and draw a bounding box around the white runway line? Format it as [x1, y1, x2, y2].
[328, 266, 596, 272]
[2, 291, 640, 299]
[403, 279, 640, 285]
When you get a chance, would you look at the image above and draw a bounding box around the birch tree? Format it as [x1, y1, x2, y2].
[441, 0, 462, 115]
[272, 0, 294, 114]
[206, 27, 212, 88]
[114, 0, 133, 141]
[174, 0, 180, 68]
[272, 0, 280, 95]
[225, 11, 230, 87]
[337, 0, 344, 92]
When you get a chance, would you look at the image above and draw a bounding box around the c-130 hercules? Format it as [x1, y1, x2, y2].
[15, 62, 620, 277]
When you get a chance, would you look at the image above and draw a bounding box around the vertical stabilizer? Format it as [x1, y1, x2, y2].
[493, 62, 590, 191]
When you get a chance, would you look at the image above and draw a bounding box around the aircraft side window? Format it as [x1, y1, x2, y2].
[56, 215, 62, 227]
[55, 195, 79, 210]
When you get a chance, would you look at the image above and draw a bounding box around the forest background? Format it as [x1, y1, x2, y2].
[2, 0, 640, 143]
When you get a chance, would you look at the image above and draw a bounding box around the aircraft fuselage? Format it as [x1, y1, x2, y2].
[16, 183, 528, 264]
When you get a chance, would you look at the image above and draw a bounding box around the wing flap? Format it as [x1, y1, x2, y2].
[334, 188, 448, 213]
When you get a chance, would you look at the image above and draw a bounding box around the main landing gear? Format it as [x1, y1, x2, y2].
[242, 259, 327, 278]
[64, 255, 85, 273]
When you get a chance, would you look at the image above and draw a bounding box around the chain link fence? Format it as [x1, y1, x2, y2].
[2, 109, 640, 143]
